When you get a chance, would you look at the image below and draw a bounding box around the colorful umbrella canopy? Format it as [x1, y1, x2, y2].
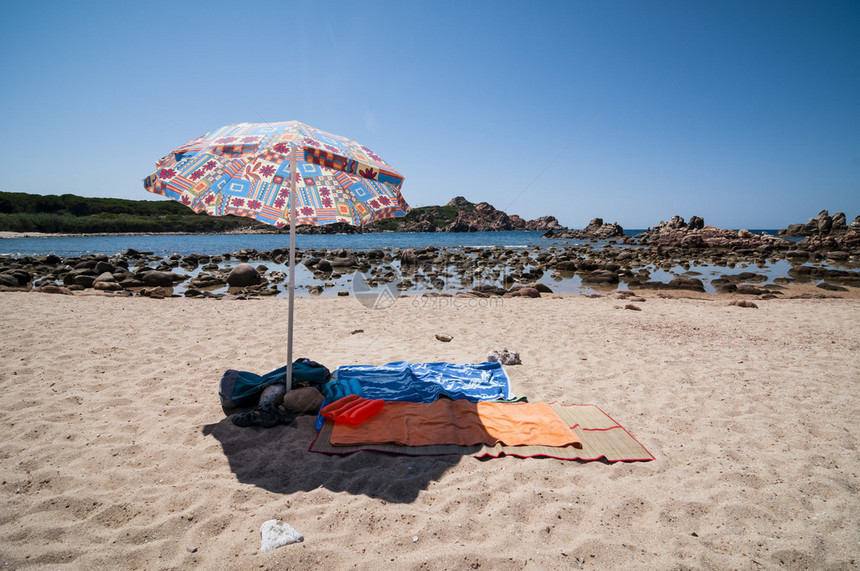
[144, 121, 408, 226]
[144, 121, 408, 391]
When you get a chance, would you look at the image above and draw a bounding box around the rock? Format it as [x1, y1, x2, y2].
[94, 280, 123, 291]
[832, 212, 847, 231]
[507, 286, 540, 298]
[329, 256, 357, 267]
[435, 334, 453, 342]
[817, 282, 847, 291]
[32, 285, 73, 295]
[142, 270, 176, 287]
[0, 269, 32, 287]
[73, 274, 97, 288]
[141, 286, 168, 299]
[581, 270, 619, 285]
[734, 285, 764, 295]
[667, 277, 705, 292]
[624, 304, 642, 311]
[282, 387, 324, 414]
[471, 284, 507, 296]
[446, 201, 512, 232]
[119, 277, 146, 288]
[521, 215, 565, 231]
[547, 218, 624, 239]
[400, 249, 418, 265]
[778, 211, 858, 250]
[529, 283, 553, 293]
[188, 273, 225, 289]
[93, 271, 116, 284]
[260, 520, 303, 553]
[639, 217, 791, 250]
[226, 263, 261, 287]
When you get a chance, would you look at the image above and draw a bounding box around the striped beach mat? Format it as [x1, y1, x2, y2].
[309, 404, 654, 462]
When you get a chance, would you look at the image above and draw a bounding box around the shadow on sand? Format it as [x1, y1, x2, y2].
[202, 415, 461, 504]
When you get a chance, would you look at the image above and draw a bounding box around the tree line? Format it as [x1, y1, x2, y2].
[0, 191, 273, 234]
[0, 190, 465, 234]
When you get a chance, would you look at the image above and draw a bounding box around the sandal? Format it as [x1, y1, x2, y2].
[232, 403, 296, 428]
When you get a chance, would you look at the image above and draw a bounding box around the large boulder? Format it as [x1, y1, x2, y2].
[667, 277, 705, 292]
[329, 256, 357, 267]
[544, 218, 624, 239]
[399, 249, 418, 266]
[637, 216, 789, 250]
[0, 269, 32, 287]
[142, 270, 176, 288]
[73, 274, 97, 288]
[447, 196, 471, 207]
[226, 263, 261, 287]
[779, 210, 856, 239]
[93, 272, 122, 291]
[581, 270, 619, 285]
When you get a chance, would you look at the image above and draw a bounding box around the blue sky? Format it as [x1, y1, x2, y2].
[1, 0, 858, 229]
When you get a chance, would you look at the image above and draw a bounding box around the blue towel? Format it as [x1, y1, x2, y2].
[321, 361, 513, 403]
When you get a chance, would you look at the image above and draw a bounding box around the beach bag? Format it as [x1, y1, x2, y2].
[219, 358, 331, 409]
[291, 358, 331, 388]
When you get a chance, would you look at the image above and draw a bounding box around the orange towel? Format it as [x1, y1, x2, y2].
[330, 400, 581, 448]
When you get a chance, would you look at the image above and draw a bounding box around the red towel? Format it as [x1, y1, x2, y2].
[330, 400, 581, 448]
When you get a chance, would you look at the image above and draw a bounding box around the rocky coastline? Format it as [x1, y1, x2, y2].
[367, 196, 566, 233]
[542, 218, 625, 240]
[2, 220, 857, 301]
[2, 209, 857, 300]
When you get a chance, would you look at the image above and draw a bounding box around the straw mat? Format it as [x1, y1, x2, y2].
[309, 404, 654, 462]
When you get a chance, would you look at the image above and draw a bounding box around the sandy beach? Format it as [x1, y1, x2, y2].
[0, 291, 858, 569]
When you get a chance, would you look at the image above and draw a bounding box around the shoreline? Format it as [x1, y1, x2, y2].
[8, 280, 860, 300]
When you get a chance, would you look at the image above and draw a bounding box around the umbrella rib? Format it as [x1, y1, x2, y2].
[504, 107, 606, 212]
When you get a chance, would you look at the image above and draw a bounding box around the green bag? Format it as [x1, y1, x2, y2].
[219, 358, 330, 409]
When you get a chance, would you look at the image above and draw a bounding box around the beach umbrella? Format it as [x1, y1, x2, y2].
[144, 121, 408, 389]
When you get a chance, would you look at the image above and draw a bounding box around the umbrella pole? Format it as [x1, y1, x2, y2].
[286, 144, 298, 394]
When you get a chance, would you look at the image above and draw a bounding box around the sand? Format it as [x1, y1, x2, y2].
[0, 291, 858, 569]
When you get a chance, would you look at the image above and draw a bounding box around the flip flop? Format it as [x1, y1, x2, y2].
[232, 403, 296, 428]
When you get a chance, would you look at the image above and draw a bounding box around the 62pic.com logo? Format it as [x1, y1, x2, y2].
[351, 272, 402, 310]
